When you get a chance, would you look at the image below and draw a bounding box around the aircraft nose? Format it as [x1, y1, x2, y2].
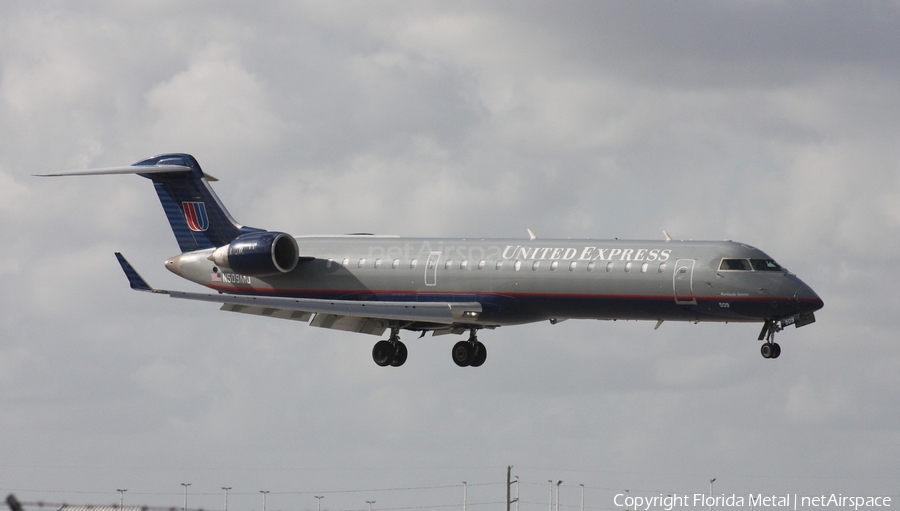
[794, 283, 824, 314]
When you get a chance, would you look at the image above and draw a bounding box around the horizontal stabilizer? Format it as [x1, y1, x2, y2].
[35, 165, 192, 178]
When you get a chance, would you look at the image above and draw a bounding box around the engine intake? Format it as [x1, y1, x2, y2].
[209, 232, 299, 276]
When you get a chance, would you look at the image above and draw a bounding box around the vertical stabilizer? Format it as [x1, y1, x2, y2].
[133, 154, 263, 253]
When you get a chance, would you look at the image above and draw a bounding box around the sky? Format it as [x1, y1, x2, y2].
[2, 1, 899, 510]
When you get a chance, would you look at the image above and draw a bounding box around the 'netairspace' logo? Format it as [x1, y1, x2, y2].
[613, 493, 891, 511]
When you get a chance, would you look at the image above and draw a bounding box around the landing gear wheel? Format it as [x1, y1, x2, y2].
[469, 341, 487, 367]
[390, 341, 408, 367]
[759, 319, 783, 360]
[760, 342, 781, 359]
[452, 340, 473, 367]
[373, 340, 394, 367]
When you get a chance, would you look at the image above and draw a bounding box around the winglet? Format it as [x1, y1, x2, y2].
[115, 252, 160, 292]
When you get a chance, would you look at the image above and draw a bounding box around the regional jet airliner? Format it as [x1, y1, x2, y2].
[39, 154, 823, 367]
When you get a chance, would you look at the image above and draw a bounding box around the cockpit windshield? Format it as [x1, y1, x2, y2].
[719, 258, 752, 271]
[719, 258, 783, 272]
[750, 259, 782, 271]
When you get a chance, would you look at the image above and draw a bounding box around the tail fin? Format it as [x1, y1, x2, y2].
[133, 154, 263, 252]
[37, 153, 264, 253]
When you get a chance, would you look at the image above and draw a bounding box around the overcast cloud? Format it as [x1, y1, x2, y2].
[1, 2, 899, 510]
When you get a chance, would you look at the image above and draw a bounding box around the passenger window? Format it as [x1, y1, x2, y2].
[495, 261, 503, 270]
[460, 260, 468, 270]
[326, 258, 333, 269]
[605, 261, 613, 272]
[392, 259, 400, 269]
[569, 261, 577, 271]
[411, 259, 418, 269]
[641, 262, 649, 273]
[551, 261, 559, 271]
[587, 261, 595, 272]
[514, 260, 522, 271]
[374, 258, 382, 269]
[625, 262, 633, 273]
[342, 258, 349, 267]
[658, 262, 667, 273]
[532, 261, 540, 271]
[427, 259, 435, 270]
[719, 259, 751, 271]
[358, 258, 366, 268]
[478, 260, 486, 270]
[445, 260, 453, 270]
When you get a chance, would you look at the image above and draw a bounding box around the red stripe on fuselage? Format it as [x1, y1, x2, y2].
[202, 284, 811, 303]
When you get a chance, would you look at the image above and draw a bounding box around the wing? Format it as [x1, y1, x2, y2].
[115, 253, 482, 335]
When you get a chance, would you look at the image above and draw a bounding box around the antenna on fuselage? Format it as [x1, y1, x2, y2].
[527, 229, 537, 241]
[663, 230, 673, 242]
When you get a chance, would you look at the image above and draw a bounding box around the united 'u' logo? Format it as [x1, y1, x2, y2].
[182, 201, 209, 231]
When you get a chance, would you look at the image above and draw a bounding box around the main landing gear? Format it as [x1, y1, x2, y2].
[452, 329, 487, 367]
[371, 327, 487, 367]
[372, 327, 407, 367]
[758, 319, 782, 359]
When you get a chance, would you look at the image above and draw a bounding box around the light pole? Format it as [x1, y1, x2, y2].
[117, 489, 128, 507]
[555, 481, 563, 511]
[514, 477, 520, 511]
[709, 478, 716, 511]
[366, 500, 376, 511]
[463, 481, 467, 511]
[548, 480, 553, 511]
[222, 487, 232, 511]
[181, 483, 191, 511]
[315, 496, 324, 511]
[260, 490, 270, 511]
[507, 473, 519, 511]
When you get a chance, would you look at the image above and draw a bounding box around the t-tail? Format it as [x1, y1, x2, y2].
[37, 153, 264, 253]
[132, 154, 265, 252]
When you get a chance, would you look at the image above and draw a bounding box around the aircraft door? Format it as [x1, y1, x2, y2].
[673, 258, 696, 305]
[425, 251, 441, 286]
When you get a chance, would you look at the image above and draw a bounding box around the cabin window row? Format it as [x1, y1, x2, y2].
[326, 258, 669, 274]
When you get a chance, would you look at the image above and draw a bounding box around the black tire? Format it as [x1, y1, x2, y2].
[469, 341, 487, 367]
[390, 341, 408, 367]
[452, 340, 472, 367]
[770, 342, 781, 359]
[760, 343, 773, 359]
[373, 340, 394, 366]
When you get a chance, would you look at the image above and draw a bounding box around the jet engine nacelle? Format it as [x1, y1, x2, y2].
[210, 231, 299, 276]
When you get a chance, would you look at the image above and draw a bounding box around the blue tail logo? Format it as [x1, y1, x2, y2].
[182, 201, 210, 232]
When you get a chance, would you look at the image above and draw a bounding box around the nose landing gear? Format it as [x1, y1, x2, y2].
[758, 319, 782, 359]
[372, 327, 408, 367]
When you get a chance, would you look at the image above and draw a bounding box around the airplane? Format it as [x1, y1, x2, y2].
[38, 153, 823, 367]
